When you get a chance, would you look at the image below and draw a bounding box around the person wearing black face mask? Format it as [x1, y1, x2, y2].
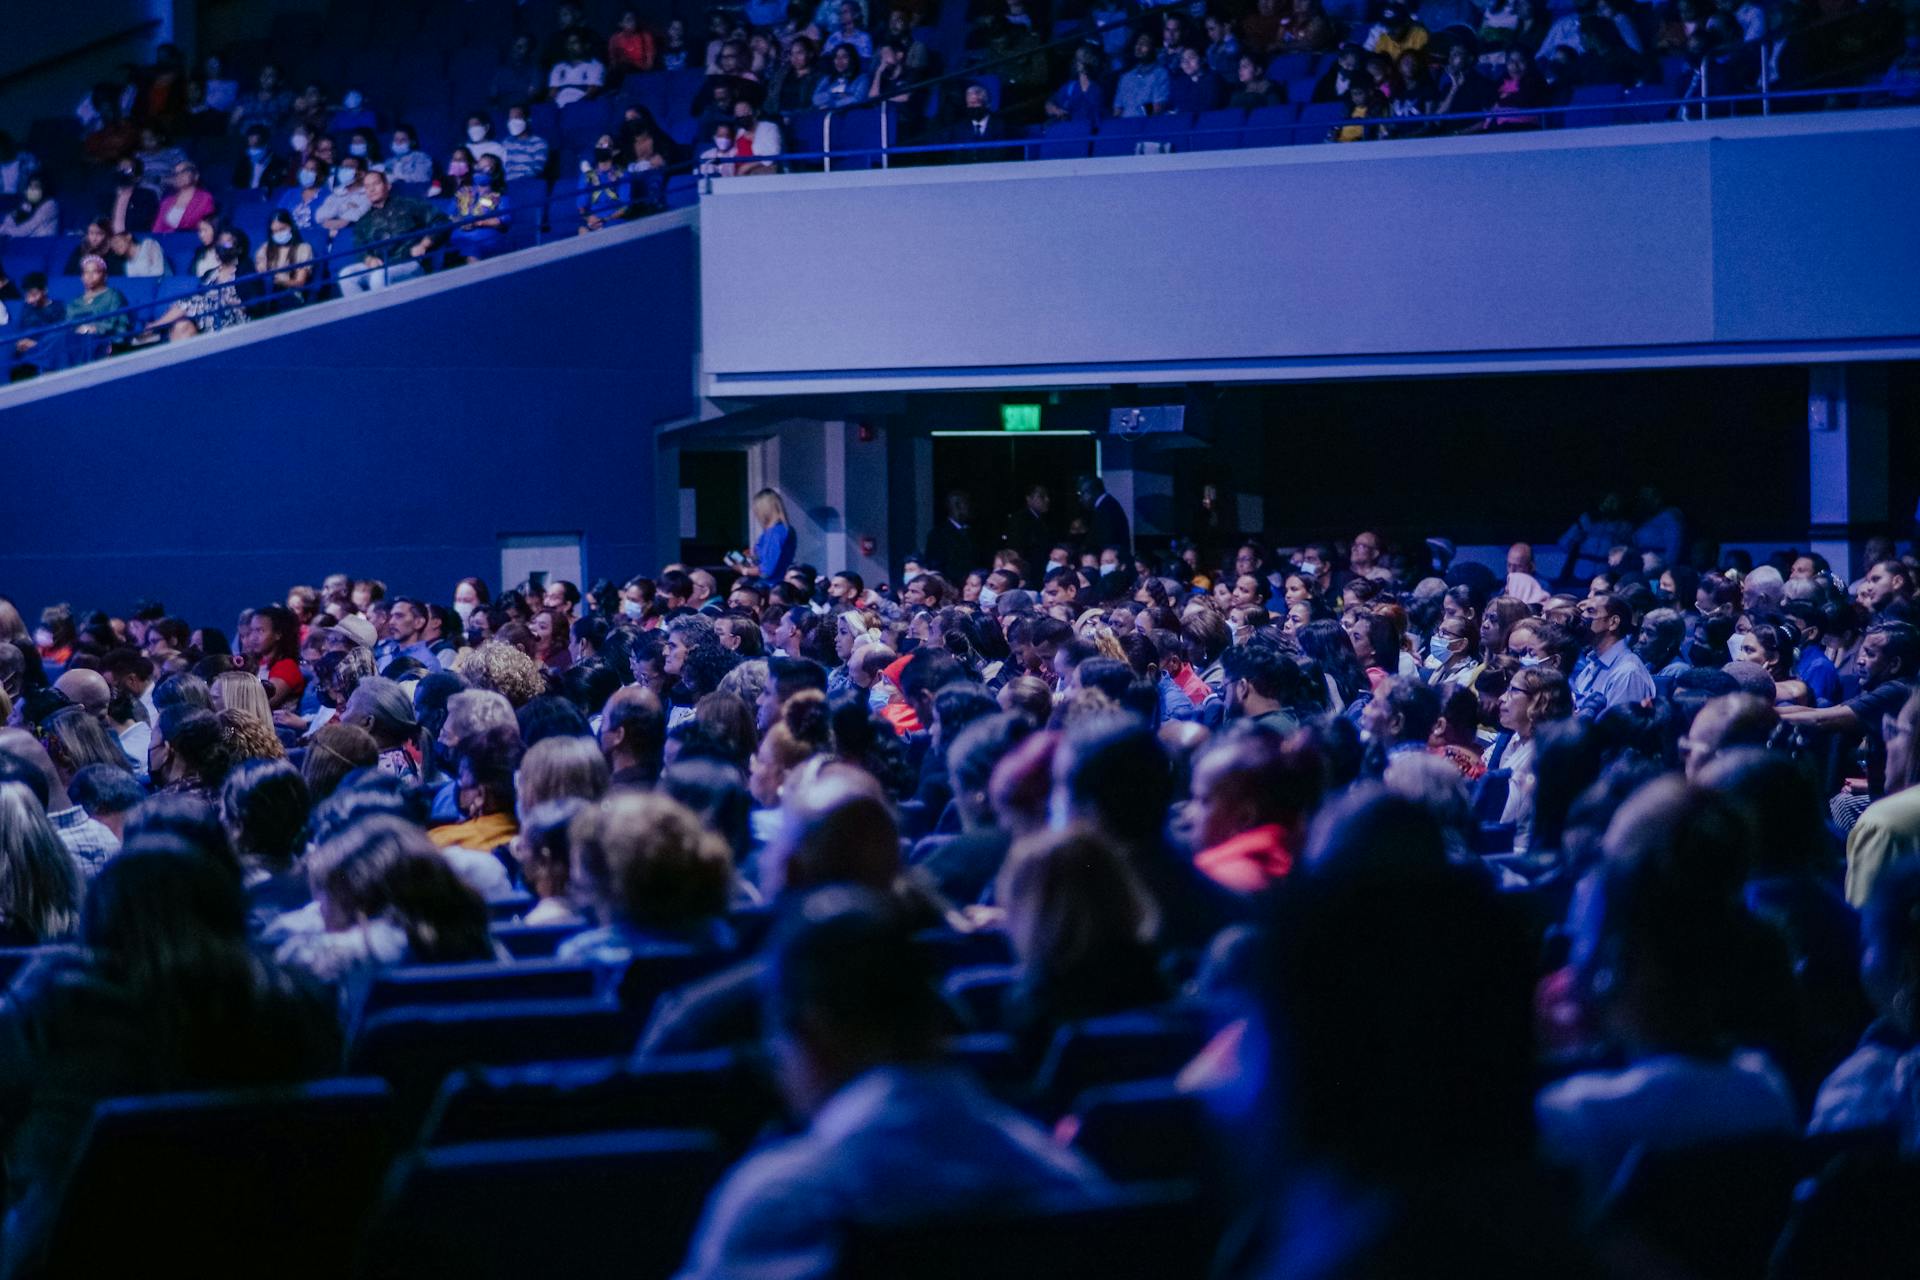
[101, 157, 158, 236]
[449, 156, 513, 262]
[145, 229, 252, 336]
[943, 82, 1010, 162]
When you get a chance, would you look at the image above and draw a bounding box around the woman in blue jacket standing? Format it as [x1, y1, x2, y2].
[746, 488, 796, 583]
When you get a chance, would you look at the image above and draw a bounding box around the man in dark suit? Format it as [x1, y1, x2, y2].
[1077, 473, 1132, 560]
[923, 490, 986, 580]
[1004, 484, 1052, 584]
[945, 83, 1010, 163]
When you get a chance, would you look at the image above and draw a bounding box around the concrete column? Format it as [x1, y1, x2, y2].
[1807, 364, 1890, 579]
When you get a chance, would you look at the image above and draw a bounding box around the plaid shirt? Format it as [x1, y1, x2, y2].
[49, 806, 118, 879]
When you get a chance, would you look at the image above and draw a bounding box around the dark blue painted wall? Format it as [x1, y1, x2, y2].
[0, 222, 697, 627]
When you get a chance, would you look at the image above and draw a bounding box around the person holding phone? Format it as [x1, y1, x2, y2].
[741, 488, 795, 582]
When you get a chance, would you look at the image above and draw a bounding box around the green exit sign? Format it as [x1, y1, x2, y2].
[1001, 404, 1041, 433]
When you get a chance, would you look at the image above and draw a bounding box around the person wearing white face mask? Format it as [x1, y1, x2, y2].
[500, 105, 550, 181]
[274, 157, 329, 234]
[254, 210, 314, 311]
[464, 114, 508, 165]
[379, 124, 433, 185]
[316, 158, 371, 235]
[1423, 617, 1483, 692]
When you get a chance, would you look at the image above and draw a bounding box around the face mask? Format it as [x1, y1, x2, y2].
[507, 117, 528, 136]
[1517, 654, 1545, 668]
[620, 600, 645, 620]
[292, 132, 310, 151]
[468, 125, 488, 143]
[216, 244, 241, 264]
[247, 146, 268, 161]
[593, 147, 615, 164]
[299, 168, 318, 187]
[348, 142, 368, 157]
[343, 91, 364, 109]
[453, 600, 478, 624]
[1728, 638, 1747, 662]
[392, 141, 411, 155]
[336, 170, 358, 187]
[1427, 634, 1456, 665]
[976, 586, 998, 609]
[271, 229, 292, 245]
[1299, 561, 1323, 577]
[474, 170, 495, 188]
[448, 161, 470, 176]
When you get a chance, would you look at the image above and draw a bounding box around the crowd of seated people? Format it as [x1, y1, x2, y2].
[0, 0, 1912, 376]
[1, 475, 1920, 1270]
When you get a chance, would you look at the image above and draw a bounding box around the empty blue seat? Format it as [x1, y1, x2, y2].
[824, 106, 883, 169]
[1269, 53, 1315, 82]
[1091, 115, 1146, 157]
[943, 964, 1017, 1032]
[350, 997, 639, 1119]
[1187, 106, 1247, 151]
[1065, 1079, 1209, 1183]
[492, 920, 581, 959]
[1565, 83, 1624, 128]
[361, 1129, 727, 1280]
[420, 1048, 781, 1149]
[1242, 102, 1302, 148]
[1619, 82, 1677, 124]
[663, 67, 708, 117]
[1297, 100, 1350, 140]
[39, 1078, 395, 1278]
[45, 275, 86, 304]
[359, 959, 600, 1022]
[616, 945, 741, 1022]
[1033, 1010, 1212, 1116]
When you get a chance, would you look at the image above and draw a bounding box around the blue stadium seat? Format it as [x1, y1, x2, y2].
[349, 997, 639, 1119]
[1268, 52, 1316, 83]
[616, 945, 742, 1022]
[360, 1129, 727, 1280]
[826, 107, 883, 170]
[1565, 84, 1624, 128]
[1186, 106, 1248, 151]
[626, 69, 671, 121]
[914, 927, 1013, 972]
[38, 1079, 395, 1278]
[154, 274, 201, 301]
[665, 172, 699, 210]
[663, 67, 708, 117]
[1287, 75, 1320, 108]
[419, 1048, 781, 1149]
[970, 74, 1004, 110]
[158, 232, 201, 278]
[491, 920, 582, 958]
[947, 1031, 1030, 1098]
[358, 959, 600, 1022]
[0, 947, 53, 991]
[45, 275, 85, 304]
[1032, 1010, 1212, 1116]
[1296, 100, 1350, 140]
[1065, 1078, 1209, 1183]
[1240, 102, 1302, 148]
[1619, 82, 1677, 124]
[115, 277, 158, 311]
[943, 964, 1017, 1032]
[1091, 115, 1147, 157]
[784, 111, 827, 164]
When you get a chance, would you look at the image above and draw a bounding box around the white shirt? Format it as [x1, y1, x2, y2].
[549, 59, 606, 107]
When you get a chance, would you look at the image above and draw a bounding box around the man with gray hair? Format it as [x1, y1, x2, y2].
[429, 688, 517, 821]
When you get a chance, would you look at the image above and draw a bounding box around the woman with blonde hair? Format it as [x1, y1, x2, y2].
[218, 707, 287, 763]
[211, 670, 274, 725]
[743, 487, 796, 582]
[0, 782, 81, 944]
[516, 734, 611, 815]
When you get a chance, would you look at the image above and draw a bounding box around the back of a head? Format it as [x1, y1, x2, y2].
[69, 762, 144, 822]
[767, 774, 901, 897]
[949, 712, 1036, 806]
[319, 815, 490, 963]
[661, 756, 753, 864]
[1059, 714, 1172, 845]
[602, 684, 665, 770]
[517, 732, 610, 813]
[1304, 784, 1450, 881]
[1685, 692, 1776, 777]
[768, 655, 828, 702]
[343, 676, 417, 744]
[1262, 839, 1534, 1172]
[303, 722, 379, 802]
[122, 792, 239, 881]
[446, 687, 517, 740]
[1381, 752, 1472, 841]
[1197, 728, 1324, 830]
[568, 790, 731, 929]
[1693, 747, 1832, 879]
[0, 781, 81, 942]
[219, 757, 311, 865]
[81, 846, 250, 978]
[517, 694, 591, 748]
[763, 886, 942, 1063]
[899, 648, 964, 706]
[1000, 825, 1158, 975]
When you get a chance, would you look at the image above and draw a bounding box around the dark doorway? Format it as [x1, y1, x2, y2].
[930, 433, 1097, 571]
[679, 450, 747, 567]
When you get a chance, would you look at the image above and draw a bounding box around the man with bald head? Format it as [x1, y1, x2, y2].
[0, 727, 120, 872]
[1682, 694, 1778, 781]
[53, 669, 112, 721]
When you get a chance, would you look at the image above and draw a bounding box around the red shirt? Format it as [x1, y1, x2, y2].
[1194, 824, 1296, 895]
[261, 657, 305, 697]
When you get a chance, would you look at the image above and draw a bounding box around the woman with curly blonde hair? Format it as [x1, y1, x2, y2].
[218, 707, 286, 763]
[450, 642, 546, 707]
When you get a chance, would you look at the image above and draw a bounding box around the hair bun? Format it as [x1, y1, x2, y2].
[783, 688, 831, 746]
